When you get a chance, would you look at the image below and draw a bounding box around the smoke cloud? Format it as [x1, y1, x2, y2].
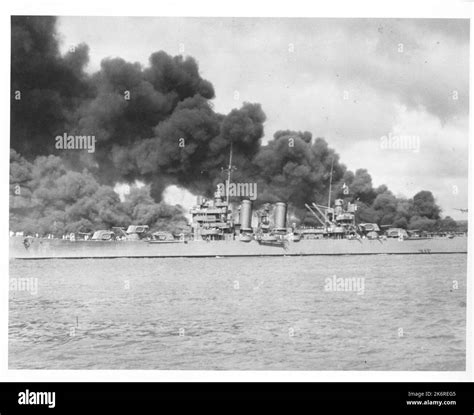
[10, 150, 189, 234]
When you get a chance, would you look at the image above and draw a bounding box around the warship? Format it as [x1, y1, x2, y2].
[9, 183, 468, 259]
[9, 144, 468, 259]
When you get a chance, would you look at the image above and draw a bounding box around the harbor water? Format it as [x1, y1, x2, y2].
[9, 254, 466, 370]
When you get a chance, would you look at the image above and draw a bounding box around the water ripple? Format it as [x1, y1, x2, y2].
[9, 255, 466, 370]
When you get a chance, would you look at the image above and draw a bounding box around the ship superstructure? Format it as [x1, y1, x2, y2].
[190, 189, 234, 241]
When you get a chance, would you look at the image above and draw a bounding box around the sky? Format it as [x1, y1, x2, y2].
[57, 17, 469, 219]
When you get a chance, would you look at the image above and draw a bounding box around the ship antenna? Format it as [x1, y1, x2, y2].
[226, 140, 233, 205]
[327, 157, 334, 209]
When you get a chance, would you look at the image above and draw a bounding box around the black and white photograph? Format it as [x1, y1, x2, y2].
[8, 12, 469, 373]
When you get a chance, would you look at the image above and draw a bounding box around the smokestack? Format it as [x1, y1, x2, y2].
[239, 200, 252, 232]
[274, 202, 287, 231]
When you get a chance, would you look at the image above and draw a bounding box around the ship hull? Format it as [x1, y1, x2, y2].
[9, 235, 468, 259]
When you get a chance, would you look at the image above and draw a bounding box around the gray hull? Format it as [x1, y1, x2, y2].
[9, 235, 468, 259]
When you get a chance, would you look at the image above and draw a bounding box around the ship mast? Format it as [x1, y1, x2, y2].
[226, 140, 233, 205]
[327, 157, 334, 221]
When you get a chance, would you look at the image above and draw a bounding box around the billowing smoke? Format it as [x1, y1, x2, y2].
[10, 16, 452, 234]
[10, 150, 189, 234]
[252, 131, 344, 205]
[112, 99, 266, 199]
[11, 16, 92, 157]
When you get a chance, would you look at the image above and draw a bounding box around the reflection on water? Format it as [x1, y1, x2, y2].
[9, 255, 466, 370]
